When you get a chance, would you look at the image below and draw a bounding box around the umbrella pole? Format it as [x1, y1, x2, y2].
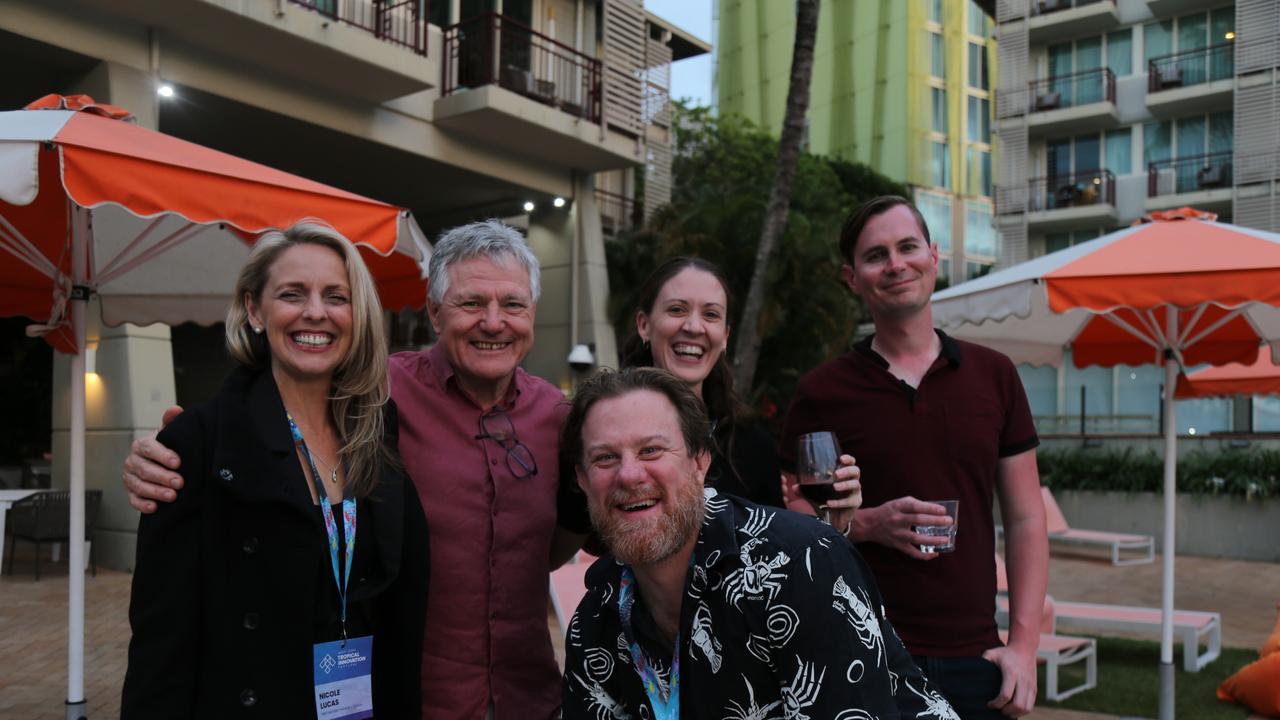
[1158, 351, 1177, 720]
[66, 208, 88, 720]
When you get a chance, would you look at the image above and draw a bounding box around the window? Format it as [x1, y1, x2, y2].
[917, 191, 953, 251]
[1146, 8, 1236, 83]
[966, 146, 992, 197]
[966, 261, 993, 280]
[967, 96, 990, 143]
[1144, 112, 1234, 168]
[968, 1, 989, 37]
[965, 202, 996, 257]
[1107, 29, 1133, 76]
[927, 0, 943, 24]
[931, 33, 946, 79]
[932, 87, 948, 133]
[932, 142, 950, 188]
[1045, 229, 1104, 255]
[969, 43, 989, 90]
[1104, 128, 1132, 175]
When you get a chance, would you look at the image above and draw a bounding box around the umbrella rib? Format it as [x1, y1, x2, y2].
[1143, 309, 1169, 347]
[0, 214, 61, 278]
[1100, 312, 1162, 351]
[95, 215, 170, 278]
[1182, 305, 1247, 350]
[1178, 304, 1209, 346]
[94, 222, 210, 287]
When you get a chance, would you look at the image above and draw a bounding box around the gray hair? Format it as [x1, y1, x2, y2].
[428, 220, 541, 303]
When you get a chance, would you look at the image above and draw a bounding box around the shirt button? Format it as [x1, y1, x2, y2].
[240, 689, 257, 707]
[243, 612, 260, 630]
[242, 537, 259, 554]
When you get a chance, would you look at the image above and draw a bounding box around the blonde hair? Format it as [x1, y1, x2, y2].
[225, 221, 391, 498]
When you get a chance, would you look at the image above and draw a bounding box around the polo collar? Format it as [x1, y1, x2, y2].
[426, 343, 523, 409]
[854, 328, 962, 369]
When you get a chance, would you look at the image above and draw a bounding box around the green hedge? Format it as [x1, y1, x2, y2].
[1039, 446, 1280, 500]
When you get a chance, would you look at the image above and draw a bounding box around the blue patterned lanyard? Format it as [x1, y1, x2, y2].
[618, 567, 680, 720]
[288, 413, 356, 642]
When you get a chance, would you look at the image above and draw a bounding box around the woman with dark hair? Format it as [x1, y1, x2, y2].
[122, 222, 428, 719]
[619, 257, 784, 507]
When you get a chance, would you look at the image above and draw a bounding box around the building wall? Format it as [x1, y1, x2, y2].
[716, 0, 999, 284]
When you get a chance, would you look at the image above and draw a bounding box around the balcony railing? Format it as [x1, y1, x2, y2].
[596, 188, 640, 236]
[1028, 169, 1116, 212]
[442, 13, 602, 123]
[1031, 0, 1109, 16]
[1148, 43, 1235, 92]
[1147, 151, 1233, 197]
[1028, 68, 1115, 113]
[288, 0, 427, 55]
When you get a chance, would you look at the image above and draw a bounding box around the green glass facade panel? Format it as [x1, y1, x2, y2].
[1144, 120, 1172, 167]
[1210, 8, 1235, 80]
[1209, 112, 1233, 155]
[1144, 20, 1173, 63]
[1104, 129, 1131, 175]
[918, 192, 952, 252]
[965, 201, 995, 257]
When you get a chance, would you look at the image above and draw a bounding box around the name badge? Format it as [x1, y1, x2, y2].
[313, 635, 374, 720]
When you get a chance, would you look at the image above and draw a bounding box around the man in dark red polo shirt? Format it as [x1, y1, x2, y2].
[780, 195, 1049, 720]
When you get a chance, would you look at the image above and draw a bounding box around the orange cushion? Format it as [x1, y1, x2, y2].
[1217, 651, 1280, 716]
[1261, 604, 1280, 658]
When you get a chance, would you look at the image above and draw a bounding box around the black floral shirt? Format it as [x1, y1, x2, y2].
[562, 489, 958, 720]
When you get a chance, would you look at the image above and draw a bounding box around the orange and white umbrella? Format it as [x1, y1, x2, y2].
[1176, 346, 1280, 399]
[932, 213, 1280, 718]
[1, 94, 431, 352]
[0, 95, 430, 715]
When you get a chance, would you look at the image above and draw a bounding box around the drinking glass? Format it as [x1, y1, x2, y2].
[797, 431, 841, 524]
[914, 500, 959, 554]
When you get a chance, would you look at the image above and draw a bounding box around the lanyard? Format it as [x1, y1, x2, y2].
[288, 413, 356, 642]
[618, 567, 680, 720]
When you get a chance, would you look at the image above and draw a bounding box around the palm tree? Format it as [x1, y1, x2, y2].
[732, 0, 821, 394]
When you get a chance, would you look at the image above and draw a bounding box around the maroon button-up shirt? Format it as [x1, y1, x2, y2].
[390, 345, 568, 720]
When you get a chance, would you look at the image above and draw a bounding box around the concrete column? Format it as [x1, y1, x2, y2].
[49, 61, 175, 571]
[524, 174, 618, 391]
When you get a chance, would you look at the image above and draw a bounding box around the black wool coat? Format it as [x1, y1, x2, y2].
[122, 365, 429, 719]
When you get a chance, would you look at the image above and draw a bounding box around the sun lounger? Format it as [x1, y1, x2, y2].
[549, 551, 598, 632]
[993, 554, 1097, 700]
[995, 596, 1221, 672]
[1040, 487, 1154, 566]
[997, 628, 1097, 701]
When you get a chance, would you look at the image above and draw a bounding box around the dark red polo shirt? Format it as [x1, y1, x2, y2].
[780, 330, 1038, 656]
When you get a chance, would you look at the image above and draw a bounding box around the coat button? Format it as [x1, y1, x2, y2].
[219, 468, 234, 481]
[242, 537, 259, 554]
[240, 689, 256, 707]
[243, 612, 259, 630]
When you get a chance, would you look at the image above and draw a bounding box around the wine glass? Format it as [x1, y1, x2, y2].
[797, 431, 841, 524]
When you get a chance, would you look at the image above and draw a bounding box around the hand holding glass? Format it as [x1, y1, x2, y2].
[796, 432, 842, 524]
[913, 500, 958, 554]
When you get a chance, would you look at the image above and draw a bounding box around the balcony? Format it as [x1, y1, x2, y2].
[1146, 43, 1235, 117]
[1026, 69, 1118, 138]
[286, 0, 426, 55]
[434, 13, 638, 171]
[596, 188, 640, 237]
[1029, 0, 1120, 45]
[69, 0, 437, 102]
[1026, 170, 1118, 231]
[1146, 151, 1233, 213]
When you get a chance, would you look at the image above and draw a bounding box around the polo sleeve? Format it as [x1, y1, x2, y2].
[996, 356, 1039, 458]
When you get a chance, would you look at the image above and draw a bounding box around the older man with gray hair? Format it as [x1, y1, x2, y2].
[123, 220, 589, 719]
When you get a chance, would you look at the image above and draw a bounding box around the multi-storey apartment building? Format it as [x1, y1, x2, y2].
[716, 0, 1000, 286]
[993, 0, 1280, 435]
[0, 0, 702, 567]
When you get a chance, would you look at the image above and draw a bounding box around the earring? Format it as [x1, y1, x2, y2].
[642, 338, 650, 351]
[251, 325, 263, 335]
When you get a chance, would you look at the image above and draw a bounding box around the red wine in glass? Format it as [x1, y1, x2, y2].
[797, 431, 841, 524]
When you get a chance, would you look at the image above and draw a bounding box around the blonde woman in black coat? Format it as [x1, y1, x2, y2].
[122, 222, 428, 718]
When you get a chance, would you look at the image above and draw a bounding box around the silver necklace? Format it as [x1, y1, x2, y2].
[310, 451, 341, 484]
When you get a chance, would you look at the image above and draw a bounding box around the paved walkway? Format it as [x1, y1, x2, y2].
[1, 547, 1276, 719]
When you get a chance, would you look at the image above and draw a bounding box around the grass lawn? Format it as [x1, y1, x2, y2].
[1038, 637, 1258, 719]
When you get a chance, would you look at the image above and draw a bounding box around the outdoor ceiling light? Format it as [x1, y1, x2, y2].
[553, 197, 566, 208]
[1225, 31, 1235, 40]
[523, 201, 535, 213]
[157, 84, 175, 98]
